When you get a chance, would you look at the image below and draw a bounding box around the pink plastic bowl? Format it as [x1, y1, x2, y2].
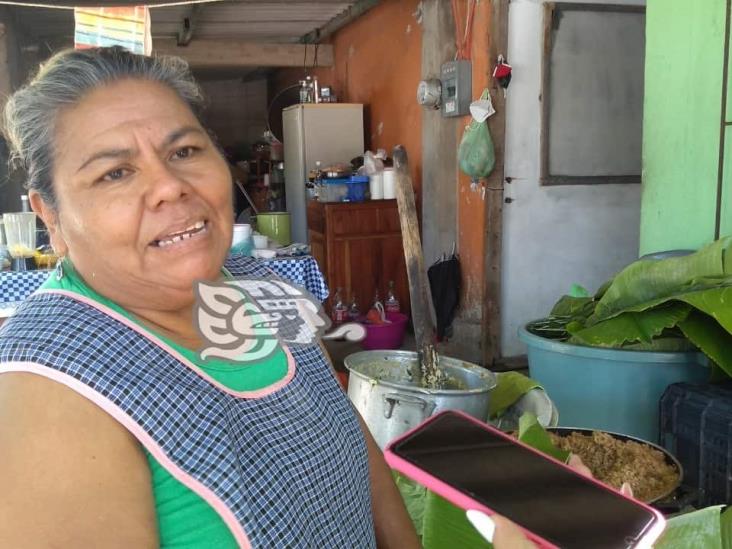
[360, 312, 409, 350]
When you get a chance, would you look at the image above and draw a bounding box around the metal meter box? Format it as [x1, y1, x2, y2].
[440, 60, 472, 117]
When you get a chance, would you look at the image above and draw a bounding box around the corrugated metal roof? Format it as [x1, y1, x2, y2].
[12, 1, 358, 44]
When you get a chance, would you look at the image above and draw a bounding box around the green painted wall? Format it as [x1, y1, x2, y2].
[721, 126, 732, 236]
[640, 0, 728, 255]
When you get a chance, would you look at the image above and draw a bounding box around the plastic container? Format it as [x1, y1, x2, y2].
[319, 179, 349, 202]
[231, 223, 253, 255]
[360, 312, 409, 350]
[382, 168, 396, 199]
[519, 326, 709, 442]
[232, 224, 252, 244]
[369, 173, 384, 199]
[660, 382, 732, 506]
[256, 212, 291, 246]
[347, 176, 369, 201]
[4, 212, 36, 258]
[320, 177, 369, 203]
[252, 234, 268, 249]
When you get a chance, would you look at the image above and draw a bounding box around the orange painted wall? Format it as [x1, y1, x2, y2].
[273, 0, 423, 196]
[273, 0, 496, 352]
[457, 1, 492, 315]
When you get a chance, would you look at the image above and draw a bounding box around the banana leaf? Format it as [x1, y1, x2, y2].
[489, 372, 542, 419]
[518, 412, 570, 463]
[550, 295, 595, 318]
[678, 311, 732, 378]
[655, 505, 725, 549]
[569, 281, 732, 374]
[393, 471, 427, 538]
[619, 337, 697, 352]
[569, 302, 692, 348]
[722, 506, 732, 549]
[568, 283, 590, 298]
[421, 491, 490, 549]
[527, 238, 732, 379]
[589, 237, 732, 325]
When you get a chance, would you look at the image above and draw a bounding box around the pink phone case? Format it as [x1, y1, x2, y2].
[384, 410, 666, 549]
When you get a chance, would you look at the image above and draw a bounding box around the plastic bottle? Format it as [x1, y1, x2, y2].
[385, 280, 400, 313]
[372, 288, 383, 310]
[331, 287, 347, 325]
[347, 293, 360, 321]
[20, 194, 30, 212]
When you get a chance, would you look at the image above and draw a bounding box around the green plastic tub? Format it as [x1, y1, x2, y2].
[518, 326, 709, 443]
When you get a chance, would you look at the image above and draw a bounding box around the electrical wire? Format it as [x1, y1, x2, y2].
[302, 42, 319, 72]
[451, 0, 476, 61]
[452, 0, 462, 59]
[265, 83, 300, 141]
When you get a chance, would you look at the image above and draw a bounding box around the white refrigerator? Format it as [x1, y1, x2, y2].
[283, 103, 364, 243]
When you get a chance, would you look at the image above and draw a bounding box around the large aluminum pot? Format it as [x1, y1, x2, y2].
[344, 350, 497, 449]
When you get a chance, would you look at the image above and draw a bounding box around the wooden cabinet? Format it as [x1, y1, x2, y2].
[308, 199, 409, 315]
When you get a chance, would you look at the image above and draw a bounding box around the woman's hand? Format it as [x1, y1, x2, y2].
[492, 515, 539, 548]
[467, 510, 537, 548]
[569, 454, 634, 497]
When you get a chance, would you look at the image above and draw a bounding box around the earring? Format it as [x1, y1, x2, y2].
[55, 257, 65, 281]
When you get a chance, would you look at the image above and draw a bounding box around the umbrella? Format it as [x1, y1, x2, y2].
[428, 248, 461, 341]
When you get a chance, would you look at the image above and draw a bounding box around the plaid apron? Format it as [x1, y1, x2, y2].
[0, 256, 375, 548]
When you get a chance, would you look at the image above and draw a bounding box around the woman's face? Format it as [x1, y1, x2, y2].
[40, 78, 233, 311]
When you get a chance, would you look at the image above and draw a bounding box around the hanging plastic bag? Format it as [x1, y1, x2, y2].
[458, 89, 496, 180]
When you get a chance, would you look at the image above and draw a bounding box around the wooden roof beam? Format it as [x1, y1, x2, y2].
[154, 39, 333, 68]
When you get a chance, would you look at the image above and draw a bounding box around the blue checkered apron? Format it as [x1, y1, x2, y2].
[0, 256, 375, 548]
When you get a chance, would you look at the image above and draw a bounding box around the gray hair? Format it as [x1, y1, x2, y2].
[2, 46, 206, 209]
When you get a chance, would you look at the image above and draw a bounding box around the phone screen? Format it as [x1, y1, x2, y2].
[390, 412, 660, 549]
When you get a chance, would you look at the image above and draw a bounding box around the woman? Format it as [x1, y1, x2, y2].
[0, 46, 418, 548]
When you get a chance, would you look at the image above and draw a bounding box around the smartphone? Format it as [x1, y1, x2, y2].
[384, 410, 665, 549]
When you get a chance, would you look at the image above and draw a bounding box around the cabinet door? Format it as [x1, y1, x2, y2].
[327, 235, 409, 315]
[329, 237, 380, 312]
[379, 234, 410, 316]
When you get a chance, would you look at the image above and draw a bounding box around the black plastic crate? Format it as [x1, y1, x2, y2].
[659, 382, 732, 507]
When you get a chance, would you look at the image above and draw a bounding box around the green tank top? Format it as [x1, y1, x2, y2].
[41, 262, 290, 547]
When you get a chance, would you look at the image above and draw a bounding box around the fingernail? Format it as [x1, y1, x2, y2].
[466, 509, 496, 543]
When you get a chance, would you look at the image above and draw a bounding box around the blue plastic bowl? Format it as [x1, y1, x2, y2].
[519, 325, 709, 442]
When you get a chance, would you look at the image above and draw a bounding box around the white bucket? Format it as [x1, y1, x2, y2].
[369, 173, 384, 200]
[382, 168, 396, 199]
[232, 224, 252, 247]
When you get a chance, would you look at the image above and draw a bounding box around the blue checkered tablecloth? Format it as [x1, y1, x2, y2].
[262, 255, 329, 302]
[0, 256, 329, 316]
[0, 270, 52, 313]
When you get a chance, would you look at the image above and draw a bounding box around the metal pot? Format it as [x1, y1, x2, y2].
[344, 350, 497, 449]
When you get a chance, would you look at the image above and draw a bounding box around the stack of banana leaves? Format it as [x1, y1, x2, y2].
[527, 237, 732, 378]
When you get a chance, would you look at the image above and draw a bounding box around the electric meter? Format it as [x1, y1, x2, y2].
[417, 78, 442, 109]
